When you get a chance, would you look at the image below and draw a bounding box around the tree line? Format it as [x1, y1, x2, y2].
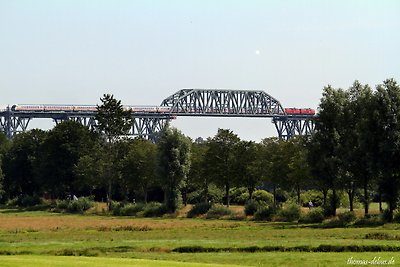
[309, 78, 400, 221]
[0, 79, 400, 221]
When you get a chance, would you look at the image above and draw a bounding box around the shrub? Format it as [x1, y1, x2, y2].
[354, 216, 384, 227]
[277, 203, 301, 222]
[187, 202, 212, 218]
[109, 201, 123, 215]
[56, 197, 94, 214]
[142, 202, 167, 217]
[244, 200, 267, 216]
[322, 211, 357, 228]
[252, 190, 273, 204]
[394, 212, 400, 223]
[205, 204, 232, 219]
[229, 187, 248, 205]
[55, 199, 69, 210]
[254, 205, 276, 221]
[18, 195, 42, 207]
[321, 217, 345, 228]
[300, 207, 325, 223]
[300, 190, 324, 207]
[6, 195, 42, 207]
[186, 184, 224, 204]
[338, 211, 357, 225]
[5, 198, 18, 207]
[381, 209, 393, 222]
[120, 203, 144, 216]
[66, 197, 95, 213]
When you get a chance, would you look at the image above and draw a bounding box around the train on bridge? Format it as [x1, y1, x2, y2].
[9, 104, 171, 113]
[284, 108, 316, 116]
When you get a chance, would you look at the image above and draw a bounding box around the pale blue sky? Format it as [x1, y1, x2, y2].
[1, 0, 399, 140]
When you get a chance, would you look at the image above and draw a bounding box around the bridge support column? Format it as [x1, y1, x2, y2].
[132, 117, 170, 142]
[272, 116, 315, 140]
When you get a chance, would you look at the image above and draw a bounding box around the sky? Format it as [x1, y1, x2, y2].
[1, 0, 399, 141]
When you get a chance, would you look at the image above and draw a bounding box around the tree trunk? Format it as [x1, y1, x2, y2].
[183, 188, 187, 206]
[348, 189, 354, 212]
[225, 183, 230, 207]
[248, 187, 254, 200]
[322, 189, 328, 207]
[203, 179, 209, 203]
[296, 184, 301, 205]
[363, 179, 369, 216]
[331, 188, 337, 216]
[379, 191, 383, 212]
[273, 185, 277, 208]
[143, 188, 148, 203]
[107, 181, 112, 208]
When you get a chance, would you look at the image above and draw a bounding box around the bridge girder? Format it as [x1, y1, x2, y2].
[0, 108, 169, 141]
[161, 89, 285, 117]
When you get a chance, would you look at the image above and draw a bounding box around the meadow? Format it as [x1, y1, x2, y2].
[0, 205, 399, 267]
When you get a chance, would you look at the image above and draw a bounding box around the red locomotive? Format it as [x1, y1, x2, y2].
[284, 108, 316, 115]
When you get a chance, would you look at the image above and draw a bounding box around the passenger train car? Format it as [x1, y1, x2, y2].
[284, 108, 316, 115]
[11, 104, 171, 113]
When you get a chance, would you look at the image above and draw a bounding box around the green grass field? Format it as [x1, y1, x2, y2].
[0, 206, 399, 266]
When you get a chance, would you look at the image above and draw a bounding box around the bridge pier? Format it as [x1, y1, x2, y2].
[273, 116, 315, 140]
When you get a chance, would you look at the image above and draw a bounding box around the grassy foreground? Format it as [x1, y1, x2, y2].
[0, 253, 398, 267]
[0, 255, 242, 267]
[0, 206, 399, 266]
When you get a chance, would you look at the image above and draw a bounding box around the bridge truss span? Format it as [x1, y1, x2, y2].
[0, 88, 316, 140]
[161, 89, 285, 117]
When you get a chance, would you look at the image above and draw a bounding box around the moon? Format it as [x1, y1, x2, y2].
[255, 50, 260, 55]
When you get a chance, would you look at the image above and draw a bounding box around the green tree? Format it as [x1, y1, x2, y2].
[234, 141, 262, 200]
[157, 126, 191, 212]
[188, 141, 211, 203]
[95, 94, 133, 204]
[373, 79, 400, 221]
[260, 137, 289, 207]
[74, 141, 108, 197]
[309, 86, 347, 215]
[205, 129, 240, 207]
[38, 121, 96, 198]
[341, 81, 376, 213]
[286, 137, 311, 205]
[121, 138, 157, 203]
[3, 129, 46, 198]
[95, 94, 133, 144]
[0, 132, 11, 201]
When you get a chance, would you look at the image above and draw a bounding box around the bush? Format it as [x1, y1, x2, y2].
[277, 203, 301, 222]
[322, 211, 357, 228]
[300, 190, 324, 207]
[186, 184, 224, 204]
[109, 201, 123, 215]
[338, 211, 357, 225]
[6, 195, 42, 207]
[120, 203, 144, 216]
[394, 212, 400, 223]
[300, 207, 325, 223]
[254, 205, 276, 221]
[205, 204, 232, 219]
[381, 209, 393, 222]
[354, 216, 384, 227]
[187, 202, 212, 218]
[252, 190, 273, 204]
[56, 197, 94, 213]
[244, 200, 267, 216]
[142, 202, 167, 217]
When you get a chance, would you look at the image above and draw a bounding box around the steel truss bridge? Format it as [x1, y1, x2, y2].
[0, 89, 315, 140]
